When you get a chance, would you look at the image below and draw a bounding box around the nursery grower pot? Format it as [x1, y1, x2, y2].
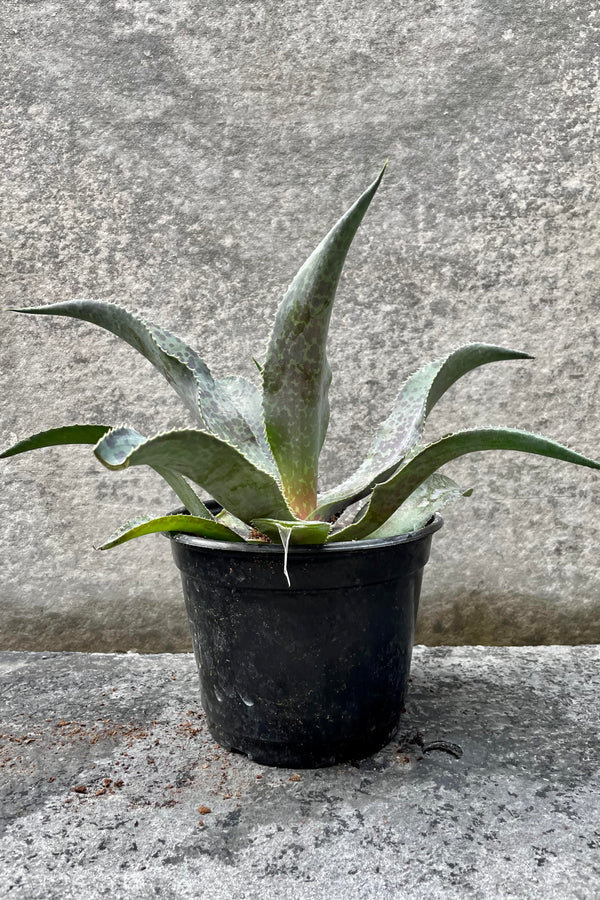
[168, 514, 443, 768]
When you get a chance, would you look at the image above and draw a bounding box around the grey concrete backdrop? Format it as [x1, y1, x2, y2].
[1, 0, 598, 651]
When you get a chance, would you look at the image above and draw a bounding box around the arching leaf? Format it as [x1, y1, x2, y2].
[262, 164, 387, 518]
[94, 426, 294, 524]
[12, 301, 208, 423]
[313, 344, 532, 521]
[0, 424, 112, 458]
[13, 301, 272, 471]
[328, 428, 600, 542]
[361, 473, 472, 539]
[97, 513, 244, 550]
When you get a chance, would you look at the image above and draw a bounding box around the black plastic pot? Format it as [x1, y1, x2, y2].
[168, 514, 442, 768]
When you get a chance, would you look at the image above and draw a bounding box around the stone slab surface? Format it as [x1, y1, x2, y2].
[1, 645, 599, 899]
[1, 0, 599, 651]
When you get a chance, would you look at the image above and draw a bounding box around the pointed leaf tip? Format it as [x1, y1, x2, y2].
[314, 343, 536, 521]
[1, 424, 113, 459]
[97, 513, 244, 550]
[262, 167, 386, 516]
[330, 427, 600, 542]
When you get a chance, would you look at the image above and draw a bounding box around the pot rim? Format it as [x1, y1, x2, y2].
[165, 510, 443, 555]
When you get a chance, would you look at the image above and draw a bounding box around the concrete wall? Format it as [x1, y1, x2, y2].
[1, 0, 598, 651]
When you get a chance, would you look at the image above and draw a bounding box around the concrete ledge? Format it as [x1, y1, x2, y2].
[1, 646, 599, 899]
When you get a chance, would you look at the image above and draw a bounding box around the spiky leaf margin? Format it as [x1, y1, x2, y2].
[0, 424, 112, 458]
[97, 513, 243, 550]
[328, 428, 600, 542]
[364, 473, 472, 539]
[313, 344, 532, 521]
[262, 164, 387, 518]
[13, 301, 274, 473]
[94, 426, 295, 525]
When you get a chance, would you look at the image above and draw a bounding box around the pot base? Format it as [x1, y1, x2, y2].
[211, 719, 401, 769]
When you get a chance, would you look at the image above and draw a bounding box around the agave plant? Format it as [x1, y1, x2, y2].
[2, 164, 599, 575]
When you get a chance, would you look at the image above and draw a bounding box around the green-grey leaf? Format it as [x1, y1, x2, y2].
[0, 424, 215, 522]
[262, 164, 387, 518]
[0, 424, 112, 458]
[12, 300, 272, 471]
[152, 466, 214, 519]
[97, 513, 244, 550]
[313, 344, 532, 521]
[12, 301, 208, 423]
[216, 508, 254, 540]
[252, 518, 331, 545]
[361, 474, 472, 539]
[94, 426, 294, 524]
[217, 375, 277, 474]
[329, 427, 600, 542]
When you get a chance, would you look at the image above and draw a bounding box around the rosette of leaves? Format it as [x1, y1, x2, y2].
[2, 164, 599, 573]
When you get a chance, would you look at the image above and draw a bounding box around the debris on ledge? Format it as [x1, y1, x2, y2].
[1, 646, 598, 899]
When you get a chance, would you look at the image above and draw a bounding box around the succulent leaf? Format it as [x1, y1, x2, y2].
[215, 508, 255, 540]
[0, 423, 217, 521]
[362, 473, 472, 539]
[328, 427, 600, 542]
[217, 375, 277, 474]
[12, 301, 208, 423]
[262, 164, 387, 518]
[152, 467, 214, 519]
[0, 424, 113, 458]
[94, 426, 295, 524]
[94, 425, 147, 467]
[313, 344, 533, 521]
[251, 518, 331, 545]
[6, 170, 599, 558]
[13, 300, 273, 472]
[97, 513, 244, 550]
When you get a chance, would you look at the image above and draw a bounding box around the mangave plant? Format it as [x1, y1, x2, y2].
[2, 165, 599, 566]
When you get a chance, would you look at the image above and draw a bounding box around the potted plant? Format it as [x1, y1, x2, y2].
[2, 164, 598, 767]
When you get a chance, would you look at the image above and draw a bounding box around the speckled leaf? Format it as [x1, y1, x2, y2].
[0, 422, 213, 520]
[217, 375, 277, 475]
[0, 424, 113, 458]
[328, 428, 600, 542]
[262, 164, 387, 518]
[313, 344, 532, 521]
[215, 508, 254, 540]
[12, 301, 272, 471]
[94, 426, 294, 524]
[12, 301, 208, 422]
[251, 518, 331, 545]
[95, 425, 148, 465]
[97, 513, 244, 550]
[362, 474, 472, 539]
